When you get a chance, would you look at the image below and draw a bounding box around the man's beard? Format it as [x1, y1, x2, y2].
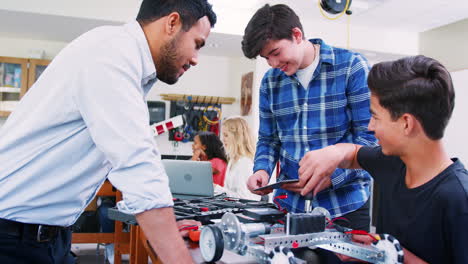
[156, 35, 181, 85]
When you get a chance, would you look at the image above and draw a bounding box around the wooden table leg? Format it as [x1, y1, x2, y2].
[114, 220, 123, 264]
[139, 228, 163, 264]
[134, 226, 148, 264]
[129, 225, 137, 263]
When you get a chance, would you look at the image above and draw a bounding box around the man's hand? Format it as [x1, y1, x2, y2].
[281, 177, 331, 196]
[298, 145, 344, 196]
[247, 170, 271, 195]
[279, 146, 343, 196]
[177, 219, 201, 238]
[279, 144, 362, 197]
[136, 207, 194, 263]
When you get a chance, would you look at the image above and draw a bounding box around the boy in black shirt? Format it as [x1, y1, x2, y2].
[286, 55, 468, 263]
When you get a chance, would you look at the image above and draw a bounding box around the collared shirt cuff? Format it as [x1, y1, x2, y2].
[331, 169, 347, 188]
[253, 162, 273, 177]
[116, 194, 174, 215]
[331, 173, 344, 188]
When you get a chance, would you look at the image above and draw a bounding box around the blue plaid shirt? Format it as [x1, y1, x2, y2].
[253, 39, 377, 218]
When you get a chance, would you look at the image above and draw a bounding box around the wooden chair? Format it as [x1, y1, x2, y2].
[72, 180, 130, 264]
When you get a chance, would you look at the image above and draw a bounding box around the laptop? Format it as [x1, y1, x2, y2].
[162, 159, 214, 199]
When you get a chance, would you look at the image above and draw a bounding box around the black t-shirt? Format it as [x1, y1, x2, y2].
[358, 146, 468, 264]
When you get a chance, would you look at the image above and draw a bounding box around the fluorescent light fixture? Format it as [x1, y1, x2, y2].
[209, 0, 263, 35]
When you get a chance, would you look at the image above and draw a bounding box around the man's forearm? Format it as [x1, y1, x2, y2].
[136, 207, 193, 263]
[334, 143, 362, 169]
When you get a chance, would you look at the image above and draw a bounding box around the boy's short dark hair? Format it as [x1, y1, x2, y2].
[368, 55, 455, 140]
[241, 4, 304, 59]
[137, 0, 217, 31]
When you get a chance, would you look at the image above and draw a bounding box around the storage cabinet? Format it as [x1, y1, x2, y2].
[0, 56, 50, 117]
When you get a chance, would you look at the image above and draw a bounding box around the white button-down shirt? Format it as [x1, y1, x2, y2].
[0, 21, 173, 226]
[214, 156, 261, 201]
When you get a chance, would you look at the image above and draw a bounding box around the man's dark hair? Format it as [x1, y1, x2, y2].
[137, 0, 217, 31]
[197, 131, 227, 163]
[242, 4, 304, 59]
[368, 55, 455, 140]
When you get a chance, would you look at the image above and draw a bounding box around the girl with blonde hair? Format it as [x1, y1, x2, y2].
[215, 117, 261, 200]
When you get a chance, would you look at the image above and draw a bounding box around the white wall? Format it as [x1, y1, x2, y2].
[249, 58, 270, 142]
[302, 18, 419, 55]
[444, 69, 468, 164]
[419, 19, 468, 163]
[0, 0, 140, 22]
[0, 36, 66, 60]
[147, 55, 256, 156]
[420, 18, 468, 71]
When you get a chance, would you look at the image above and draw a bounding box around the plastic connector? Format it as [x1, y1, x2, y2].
[189, 230, 201, 242]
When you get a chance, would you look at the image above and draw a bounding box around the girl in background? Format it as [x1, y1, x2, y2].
[191, 131, 227, 186]
[216, 117, 261, 201]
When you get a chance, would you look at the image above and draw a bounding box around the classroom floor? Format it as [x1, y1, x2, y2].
[71, 243, 130, 264]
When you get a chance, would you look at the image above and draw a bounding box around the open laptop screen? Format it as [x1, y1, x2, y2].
[162, 159, 214, 198]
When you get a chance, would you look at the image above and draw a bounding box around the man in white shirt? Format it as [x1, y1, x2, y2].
[0, 0, 216, 263]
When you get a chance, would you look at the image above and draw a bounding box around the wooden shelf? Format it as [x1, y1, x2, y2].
[0, 56, 51, 117]
[0, 87, 21, 93]
[0, 101, 19, 112]
[160, 93, 235, 105]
